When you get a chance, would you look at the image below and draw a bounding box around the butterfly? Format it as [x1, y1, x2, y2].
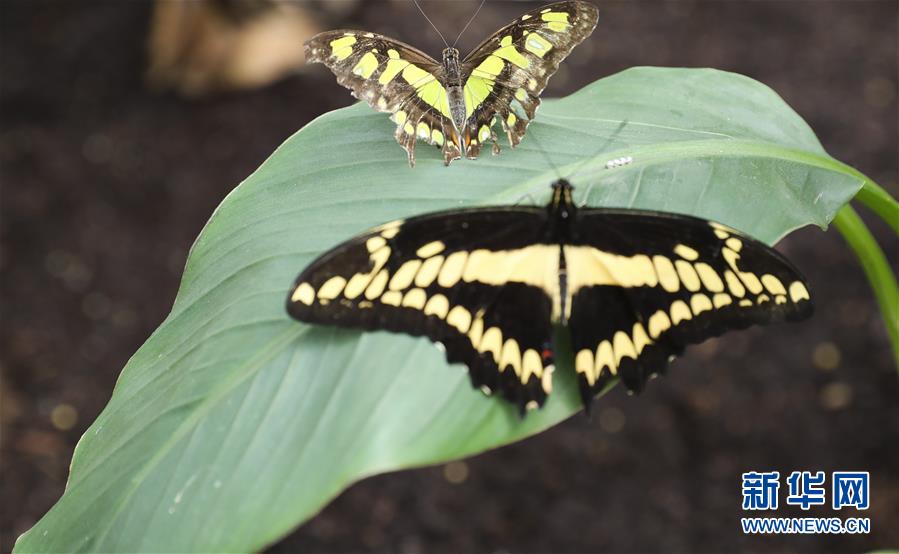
[286, 179, 814, 415]
[304, 1, 599, 166]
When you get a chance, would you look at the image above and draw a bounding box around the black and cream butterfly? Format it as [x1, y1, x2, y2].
[304, 1, 599, 166]
[286, 180, 813, 415]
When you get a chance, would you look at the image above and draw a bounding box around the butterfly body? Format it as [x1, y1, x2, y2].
[440, 47, 468, 139]
[288, 180, 813, 415]
[304, 1, 600, 166]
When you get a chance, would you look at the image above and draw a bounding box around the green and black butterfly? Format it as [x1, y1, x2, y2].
[304, 1, 599, 166]
[287, 180, 813, 415]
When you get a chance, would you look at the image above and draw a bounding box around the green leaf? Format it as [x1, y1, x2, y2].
[16, 67, 863, 553]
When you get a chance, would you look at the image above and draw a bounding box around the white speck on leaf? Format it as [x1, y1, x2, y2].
[174, 474, 198, 504]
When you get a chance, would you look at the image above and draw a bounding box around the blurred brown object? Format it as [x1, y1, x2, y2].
[146, 0, 325, 96]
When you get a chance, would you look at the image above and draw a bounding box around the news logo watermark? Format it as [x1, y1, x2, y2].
[740, 471, 870, 534]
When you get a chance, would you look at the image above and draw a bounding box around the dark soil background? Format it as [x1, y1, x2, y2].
[2, 1, 897, 553]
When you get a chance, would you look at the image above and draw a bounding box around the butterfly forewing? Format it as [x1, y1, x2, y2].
[564, 210, 813, 409]
[287, 208, 559, 412]
[460, 0, 599, 154]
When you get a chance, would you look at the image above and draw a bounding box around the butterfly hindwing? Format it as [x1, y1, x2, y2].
[460, 0, 599, 154]
[287, 208, 558, 412]
[564, 210, 813, 408]
[304, 31, 463, 166]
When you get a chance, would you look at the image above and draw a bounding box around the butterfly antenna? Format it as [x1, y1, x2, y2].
[566, 119, 629, 182]
[412, 0, 450, 48]
[567, 119, 630, 206]
[511, 126, 565, 204]
[526, 127, 564, 182]
[452, 0, 488, 48]
[512, 192, 540, 207]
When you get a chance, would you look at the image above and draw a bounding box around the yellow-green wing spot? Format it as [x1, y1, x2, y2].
[494, 35, 531, 69]
[541, 9, 571, 32]
[352, 51, 379, 79]
[402, 64, 452, 119]
[378, 49, 407, 85]
[329, 35, 356, 61]
[524, 32, 554, 57]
